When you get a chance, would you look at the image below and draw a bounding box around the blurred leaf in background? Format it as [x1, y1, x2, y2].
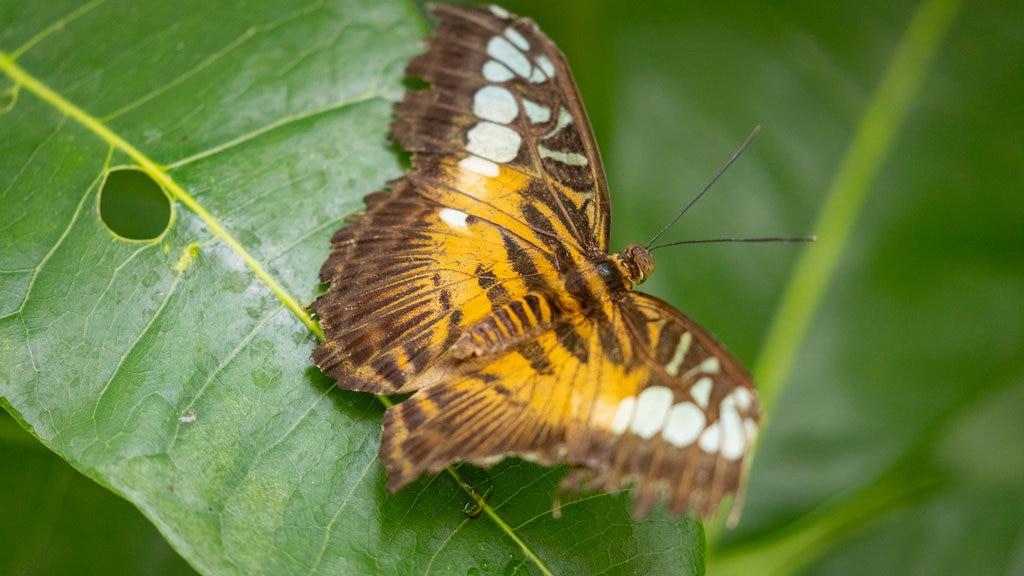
[2, 0, 1022, 575]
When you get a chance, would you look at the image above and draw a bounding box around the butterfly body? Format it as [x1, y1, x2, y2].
[311, 4, 759, 518]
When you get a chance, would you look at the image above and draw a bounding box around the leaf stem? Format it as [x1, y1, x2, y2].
[444, 468, 554, 575]
[753, 0, 964, 416]
[711, 0, 963, 569]
[710, 463, 940, 575]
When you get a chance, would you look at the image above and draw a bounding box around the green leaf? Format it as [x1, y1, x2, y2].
[6, 0, 1022, 575]
[1, 1, 704, 574]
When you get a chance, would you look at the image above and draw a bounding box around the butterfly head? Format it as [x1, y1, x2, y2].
[615, 243, 655, 289]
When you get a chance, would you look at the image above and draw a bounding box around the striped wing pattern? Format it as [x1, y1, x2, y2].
[311, 4, 759, 518]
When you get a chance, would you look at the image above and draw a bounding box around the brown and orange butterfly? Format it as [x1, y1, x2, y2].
[311, 4, 759, 518]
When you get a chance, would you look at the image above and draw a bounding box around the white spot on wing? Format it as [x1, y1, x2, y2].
[610, 396, 636, 435]
[488, 5, 511, 19]
[630, 386, 674, 439]
[522, 98, 551, 124]
[538, 145, 588, 166]
[698, 421, 721, 453]
[699, 356, 721, 374]
[662, 402, 705, 447]
[664, 331, 692, 376]
[504, 27, 530, 50]
[473, 85, 518, 124]
[536, 54, 556, 79]
[542, 106, 573, 139]
[482, 60, 515, 83]
[528, 67, 547, 83]
[690, 376, 713, 409]
[439, 208, 469, 231]
[719, 398, 746, 460]
[733, 387, 754, 411]
[487, 36, 531, 78]
[459, 155, 500, 177]
[465, 121, 521, 163]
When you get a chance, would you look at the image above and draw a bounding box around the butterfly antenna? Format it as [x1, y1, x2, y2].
[646, 126, 762, 249]
[652, 235, 817, 250]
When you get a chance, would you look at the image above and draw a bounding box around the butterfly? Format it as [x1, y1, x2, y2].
[311, 3, 759, 518]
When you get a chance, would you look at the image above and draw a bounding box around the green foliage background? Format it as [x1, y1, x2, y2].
[2, 0, 1022, 574]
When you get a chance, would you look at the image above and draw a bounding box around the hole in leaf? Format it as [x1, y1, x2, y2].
[100, 169, 171, 240]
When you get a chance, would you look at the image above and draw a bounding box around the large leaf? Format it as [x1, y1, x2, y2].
[4, 0, 1022, 575]
[1, 1, 704, 574]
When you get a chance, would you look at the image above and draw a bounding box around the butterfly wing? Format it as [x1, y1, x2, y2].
[312, 5, 611, 393]
[394, 4, 612, 253]
[577, 292, 760, 517]
[380, 291, 759, 518]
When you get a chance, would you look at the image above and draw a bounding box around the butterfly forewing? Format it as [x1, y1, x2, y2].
[311, 3, 760, 519]
[314, 4, 610, 393]
[393, 4, 611, 254]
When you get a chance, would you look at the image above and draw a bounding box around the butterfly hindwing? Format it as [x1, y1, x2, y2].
[573, 292, 759, 517]
[379, 289, 758, 517]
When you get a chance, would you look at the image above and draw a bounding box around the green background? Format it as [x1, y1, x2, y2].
[2, 0, 1021, 574]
